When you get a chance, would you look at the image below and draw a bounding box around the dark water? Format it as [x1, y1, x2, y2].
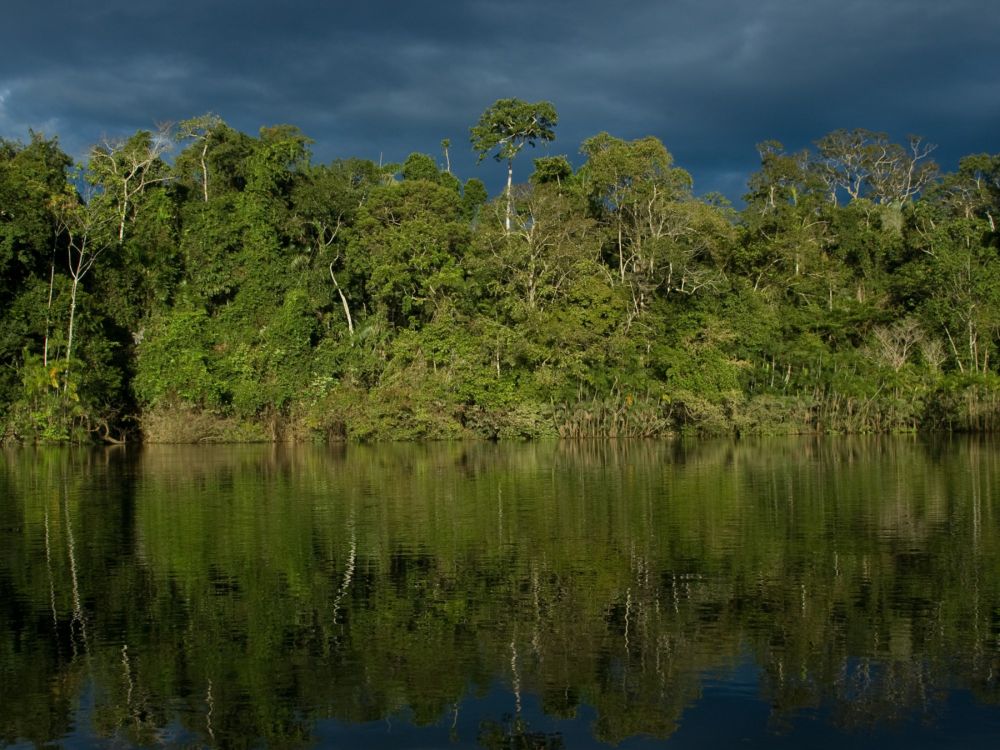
[2, 438, 1000, 748]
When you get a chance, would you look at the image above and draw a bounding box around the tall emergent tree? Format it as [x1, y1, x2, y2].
[471, 98, 557, 232]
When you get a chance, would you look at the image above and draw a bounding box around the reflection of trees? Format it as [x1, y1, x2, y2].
[1, 437, 999, 746]
[479, 714, 564, 749]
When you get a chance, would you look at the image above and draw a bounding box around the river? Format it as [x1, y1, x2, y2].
[2, 437, 999, 747]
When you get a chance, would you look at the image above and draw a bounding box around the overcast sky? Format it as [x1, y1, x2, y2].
[1, 0, 997, 200]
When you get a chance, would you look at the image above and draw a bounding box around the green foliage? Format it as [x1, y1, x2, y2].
[349, 180, 469, 328]
[2, 353, 87, 443]
[461, 177, 488, 221]
[229, 289, 317, 419]
[401, 152, 441, 182]
[470, 98, 558, 165]
[2, 113, 1000, 441]
[531, 155, 573, 185]
[133, 308, 223, 409]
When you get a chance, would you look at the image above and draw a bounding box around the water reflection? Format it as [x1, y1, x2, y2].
[1, 437, 1000, 747]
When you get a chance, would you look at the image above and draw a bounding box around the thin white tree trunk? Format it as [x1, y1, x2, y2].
[505, 158, 513, 233]
[330, 264, 354, 336]
[43, 235, 56, 367]
[201, 142, 210, 202]
[64, 276, 79, 391]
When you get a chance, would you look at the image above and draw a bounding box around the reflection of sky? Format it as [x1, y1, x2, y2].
[35, 667, 1000, 748]
[311, 684, 674, 749]
[0, 1, 997, 200]
[310, 666, 1000, 749]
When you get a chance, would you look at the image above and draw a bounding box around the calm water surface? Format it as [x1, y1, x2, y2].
[1, 438, 999, 748]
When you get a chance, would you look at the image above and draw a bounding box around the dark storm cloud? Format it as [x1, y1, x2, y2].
[1, 0, 996, 198]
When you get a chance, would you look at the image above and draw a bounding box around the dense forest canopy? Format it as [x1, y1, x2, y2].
[1, 100, 998, 442]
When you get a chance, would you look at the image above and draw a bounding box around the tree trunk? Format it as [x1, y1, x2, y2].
[201, 141, 210, 202]
[64, 276, 79, 393]
[505, 158, 513, 233]
[330, 264, 354, 336]
[618, 220, 625, 283]
[43, 234, 56, 367]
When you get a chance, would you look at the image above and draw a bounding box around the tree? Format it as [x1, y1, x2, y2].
[440, 138, 451, 174]
[291, 162, 372, 338]
[0, 134, 72, 370]
[470, 98, 557, 232]
[88, 126, 173, 242]
[349, 180, 468, 328]
[531, 155, 573, 186]
[579, 133, 696, 298]
[462, 178, 488, 222]
[740, 141, 839, 299]
[175, 113, 224, 202]
[476, 183, 598, 315]
[931, 153, 1000, 231]
[50, 187, 111, 391]
[744, 141, 819, 212]
[906, 201, 1000, 374]
[815, 129, 937, 205]
[401, 152, 441, 183]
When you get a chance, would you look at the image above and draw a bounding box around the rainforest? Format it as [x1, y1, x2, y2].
[1, 100, 999, 443]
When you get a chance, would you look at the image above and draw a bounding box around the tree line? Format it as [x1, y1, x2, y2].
[1, 99, 999, 442]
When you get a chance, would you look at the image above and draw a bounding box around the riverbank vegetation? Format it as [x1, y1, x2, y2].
[1, 101, 998, 442]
